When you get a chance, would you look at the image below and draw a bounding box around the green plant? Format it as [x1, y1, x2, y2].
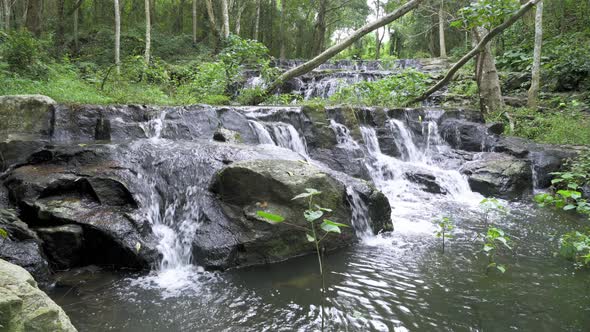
[482, 227, 512, 274]
[0, 30, 49, 77]
[257, 188, 349, 331]
[330, 68, 430, 106]
[0, 228, 7, 239]
[559, 231, 590, 269]
[480, 198, 507, 226]
[451, 0, 520, 31]
[433, 216, 454, 253]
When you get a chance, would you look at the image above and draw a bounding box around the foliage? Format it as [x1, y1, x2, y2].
[559, 231, 590, 269]
[433, 216, 454, 253]
[534, 152, 590, 219]
[480, 197, 507, 226]
[257, 188, 349, 330]
[542, 33, 590, 91]
[219, 35, 271, 83]
[0, 228, 7, 239]
[0, 30, 49, 77]
[487, 106, 590, 146]
[482, 227, 512, 274]
[451, 0, 520, 31]
[330, 68, 430, 106]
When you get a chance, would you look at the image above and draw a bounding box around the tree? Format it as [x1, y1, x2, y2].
[114, 0, 121, 74]
[279, 0, 286, 59]
[438, 0, 447, 58]
[254, 0, 261, 40]
[311, 0, 328, 56]
[192, 0, 197, 45]
[527, 0, 543, 109]
[25, 0, 42, 36]
[414, 0, 541, 108]
[254, 0, 424, 104]
[473, 26, 504, 113]
[221, 0, 230, 38]
[145, 0, 151, 64]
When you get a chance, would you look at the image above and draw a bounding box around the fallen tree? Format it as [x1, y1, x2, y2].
[412, 0, 541, 105]
[251, 0, 425, 105]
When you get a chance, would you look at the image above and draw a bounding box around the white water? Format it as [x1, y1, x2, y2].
[140, 110, 167, 139]
[248, 120, 309, 157]
[346, 187, 373, 239]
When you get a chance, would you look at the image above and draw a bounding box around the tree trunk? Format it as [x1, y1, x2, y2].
[221, 0, 229, 38]
[438, 0, 446, 58]
[55, 0, 65, 55]
[473, 27, 504, 113]
[279, 0, 286, 59]
[74, 4, 79, 53]
[254, 0, 261, 40]
[374, 0, 381, 59]
[255, 0, 424, 104]
[192, 0, 197, 44]
[311, 0, 328, 56]
[235, 1, 245, 35]
[114, 0, 121, 74]
[144, 0, 150, 64]
[25, 0, 41, 36]
[3, 0, 11, 31]
[527, 0, 543, 109]
[414, 0, 540, 104]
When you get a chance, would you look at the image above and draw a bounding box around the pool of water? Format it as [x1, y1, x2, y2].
[47, 202, 590, 332]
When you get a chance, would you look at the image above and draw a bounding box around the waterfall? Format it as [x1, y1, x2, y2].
[140, 110, 167, 139]
[346, 187, 373, 239]
[330, 120, 359, 148]
[248, 120, 308, 157]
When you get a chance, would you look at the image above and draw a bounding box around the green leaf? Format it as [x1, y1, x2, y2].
[292, 192, 312, 200]
[321, 221, 341, 234]
[135, 242, 141, 253]
[496, 265, 506, 273]
[0, 228, 7, 239]
[304, 210, 323, 222]
[306, 233, 315, 242]
[483, 244, 494, 252]
[322, 219, 349, 228]
[257, 211, 285, 224]
[564, 204, 577, 211]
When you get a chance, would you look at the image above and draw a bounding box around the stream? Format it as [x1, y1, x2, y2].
[46, 104, 590, 331]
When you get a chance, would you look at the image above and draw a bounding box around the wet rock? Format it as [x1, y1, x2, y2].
[461, 153, 532, 199]
[35, 225, 84, 270]
[310, 147, 370, 180]
[503, 72, 531, 91]
[213, 128, 243, 144]
[0, 95, 55, 141]
[210, 159, 355, 267]
[406, 172, 447, 194]
[487, 122, 504, 135]
[492, 136, 531, 158]
[0, 259, 77, 332]
[0, 210, 51, 283]
[439, 119, 496, 152]
[0, 140, 46, 172]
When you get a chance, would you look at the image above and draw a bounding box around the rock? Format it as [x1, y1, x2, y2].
[529, 148, 577, 188]
[492, 136, 530, 158]
[213, 128, 243, 144]
[35, 225, 84, 270]
[502, 72, 531, 91]
[209, 159, 355, 267]
[0, 140, 46, 172]
[0, 210, 51, 283]
[0, 95, 56, 141]
[0, 259, 77, 332]
[440, 119, 496, 152]
[487, 122, 504, 135]
[406, 172, 447, 194]
[582, 184, 590, 199]
[461, 153, 532, 199]
[503, 96, 528, 108]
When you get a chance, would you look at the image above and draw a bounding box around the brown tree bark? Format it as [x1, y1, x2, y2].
[253, 0, 424, 104]
[311, 0, 328, 56]
[473, 27, 504, 113]
[527, 0, 543, 109]
[25, 0, 41, 36]
[413, 0, 541, 106]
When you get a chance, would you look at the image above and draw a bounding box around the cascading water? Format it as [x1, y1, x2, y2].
[248, 120, 308, 157]
[140, 110, 167, 139]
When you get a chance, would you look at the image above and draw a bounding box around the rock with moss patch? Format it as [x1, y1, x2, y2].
[0, 258, 77, 332]
[0, 95, 56, 141]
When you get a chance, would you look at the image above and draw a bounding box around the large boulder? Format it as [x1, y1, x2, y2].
[210, 159, 355, 267]
[0, 95, 55, 141]
[0, 259, 77, 332]
[461, 153, 532, 199]
[0, 210, 51, 283]
[439, 119, 497, 152]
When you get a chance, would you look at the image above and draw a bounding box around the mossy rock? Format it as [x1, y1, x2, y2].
[0, 259, 77, 332]
[0, 95, 56, 141]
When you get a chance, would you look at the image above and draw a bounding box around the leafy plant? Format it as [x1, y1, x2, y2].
[330, 68, 430, 106]
[451, 0, 520, 31]
[0, 30, 49, 77]
[559, 231, 590, 269]
[482, 227, 512, 274]
[257, 188, 349, 331]
[480, 198, 507, 226]
[433, 216, 454, 253]
[0, 228, 7, 239]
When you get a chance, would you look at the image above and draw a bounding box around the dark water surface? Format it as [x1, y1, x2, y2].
[46, 202, 590, 332]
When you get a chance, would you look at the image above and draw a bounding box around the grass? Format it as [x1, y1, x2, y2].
[487, 106, 590, 146]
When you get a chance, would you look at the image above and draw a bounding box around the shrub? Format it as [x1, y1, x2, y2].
[0, 30, 49, 77]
